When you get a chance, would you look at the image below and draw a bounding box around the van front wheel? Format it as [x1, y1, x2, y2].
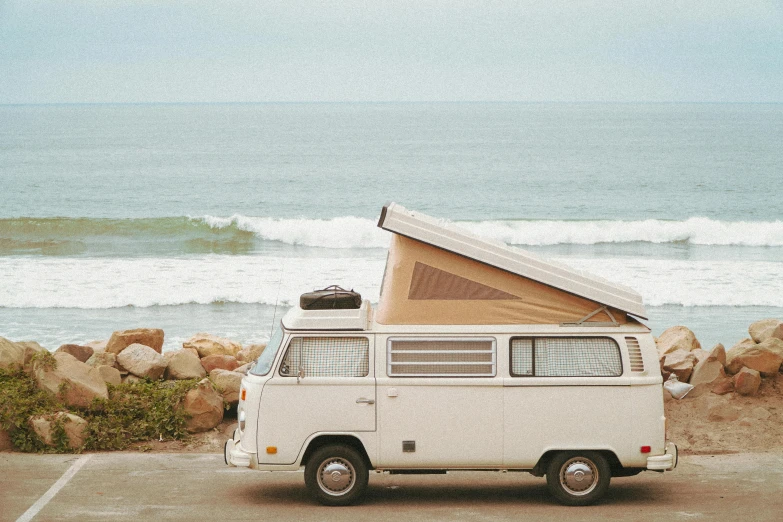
[546, 451, 611, 506]
[305, 444, 368, 506]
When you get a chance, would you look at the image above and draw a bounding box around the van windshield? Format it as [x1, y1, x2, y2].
[250, 325, 284, 376]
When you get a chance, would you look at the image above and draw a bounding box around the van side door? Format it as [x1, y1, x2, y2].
[376, 336, 503, 468]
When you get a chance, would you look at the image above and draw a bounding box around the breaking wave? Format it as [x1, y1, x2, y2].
[3, 215, 783, 254]
[199, 215, 783, 248]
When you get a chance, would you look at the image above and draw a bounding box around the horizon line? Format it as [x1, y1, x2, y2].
[2, 100, 783, 108]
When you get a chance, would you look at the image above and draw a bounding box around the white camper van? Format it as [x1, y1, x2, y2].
[224, 203, 677, 506]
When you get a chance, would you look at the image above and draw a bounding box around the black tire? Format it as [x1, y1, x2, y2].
[304, 444, 369, 506]
[545, 451, 611, 506]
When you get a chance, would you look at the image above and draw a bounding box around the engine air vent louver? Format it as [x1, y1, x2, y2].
[625, 337, 645, 372]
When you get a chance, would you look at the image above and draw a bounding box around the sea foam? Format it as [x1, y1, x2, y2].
[1, 255, 781, 309]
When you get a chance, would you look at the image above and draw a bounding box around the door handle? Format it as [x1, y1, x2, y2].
[356, 398, 375, 405]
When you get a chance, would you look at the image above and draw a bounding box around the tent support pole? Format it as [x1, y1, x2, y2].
[561, 305, 619, 327]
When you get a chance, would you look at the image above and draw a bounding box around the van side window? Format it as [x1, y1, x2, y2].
[280, 337, 369, 377]
[387, 338, 496, 377]
[510, 337, 622, 377]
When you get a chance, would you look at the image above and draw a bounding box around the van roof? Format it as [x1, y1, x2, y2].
[377, 203, 647, 320]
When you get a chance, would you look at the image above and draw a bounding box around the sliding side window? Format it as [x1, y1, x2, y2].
[510, 337, 622, 377]
[280, 337, 369, 377]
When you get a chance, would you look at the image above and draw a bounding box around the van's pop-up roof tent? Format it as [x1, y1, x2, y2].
[375, 203, 647, 326]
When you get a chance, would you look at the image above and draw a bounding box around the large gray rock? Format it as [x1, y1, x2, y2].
[116, 343, 167, 380]
[726, 338, 783, 375]
[183, 333, 241, 358]
[34, 352, 109, 408]
[690, 344, 727, 386]
[749, 318, 783, 344]
[237, 343, 266, 364]
[210, 369, 243, 405]
[106, 328, 164, 355]
[30, 412, 88, 450]
[183, 378, 224, 433]
[164, 350, 206, 380]
[56, 344, 94, 363]
[656, 326, 701, 357]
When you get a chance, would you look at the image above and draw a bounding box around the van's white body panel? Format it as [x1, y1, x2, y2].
[227, 308, 675, 475]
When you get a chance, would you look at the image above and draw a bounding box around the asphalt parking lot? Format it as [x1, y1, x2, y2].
[2, 451, 783, 521]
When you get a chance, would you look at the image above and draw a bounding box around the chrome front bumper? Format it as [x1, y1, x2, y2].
[224, 430, 253, 468]
[647, 441, 678, 471]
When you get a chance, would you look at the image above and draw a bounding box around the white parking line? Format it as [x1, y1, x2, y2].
[16, 454, 93, 522]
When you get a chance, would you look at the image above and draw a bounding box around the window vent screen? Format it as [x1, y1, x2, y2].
[281, 337, 369, 377]
[388, 338, 496, 377]
[510, 337, 622, 377]
[625, 337, 645, 372]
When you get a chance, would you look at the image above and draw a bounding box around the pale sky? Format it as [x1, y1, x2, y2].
[0, 0, 781, 104]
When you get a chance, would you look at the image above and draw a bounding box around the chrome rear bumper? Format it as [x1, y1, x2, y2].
[647, 441, 678, 471]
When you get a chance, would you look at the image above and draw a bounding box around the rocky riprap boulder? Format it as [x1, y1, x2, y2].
[689, 344, 727, 387]
[97, 365, 122, 386]
[29, 412, 88, 450]
[748, 318, 783, 344]
[659, 318, 783, 403]
[55, 344, 94, 363]
[164, 350, 206, 380]
[656, 326, 703, 382]
[200, 354, 239, 373]
[85, 351, 116, 368]
[183, 333, 241, 358]
[656, 326, 702, 356]
[116, 344, 167, 380]
[34, 352, 109, 408]
[210, 369, 243, 406]
[237, 343, 266, 364]
[0, 337, 47, 372]
[183, 378, 224, 433]
[734, 367, 761, 396]
[106, 328, 164, 355]
[726, 337, 783, 375]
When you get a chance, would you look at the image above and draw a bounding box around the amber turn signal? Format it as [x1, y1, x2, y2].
[241, 389, 246, 401]
[266, 446, 277, 454]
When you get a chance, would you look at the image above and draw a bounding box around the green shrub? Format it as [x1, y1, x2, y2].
[84, 378, 199, 450]
[0, 368, 61, 452]
[0, 368, 200, 453]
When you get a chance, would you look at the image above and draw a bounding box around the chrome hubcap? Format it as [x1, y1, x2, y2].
[560, 458, 598, 496]
[317, 458, 355, 496]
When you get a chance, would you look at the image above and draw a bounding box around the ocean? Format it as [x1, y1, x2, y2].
[1, 102, 781, 352]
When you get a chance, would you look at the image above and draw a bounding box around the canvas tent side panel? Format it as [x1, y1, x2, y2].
[375, 235, 627, 325]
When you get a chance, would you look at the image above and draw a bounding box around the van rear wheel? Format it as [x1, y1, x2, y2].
[304, 444, 368, 506]
[546, 451, 611, 506]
